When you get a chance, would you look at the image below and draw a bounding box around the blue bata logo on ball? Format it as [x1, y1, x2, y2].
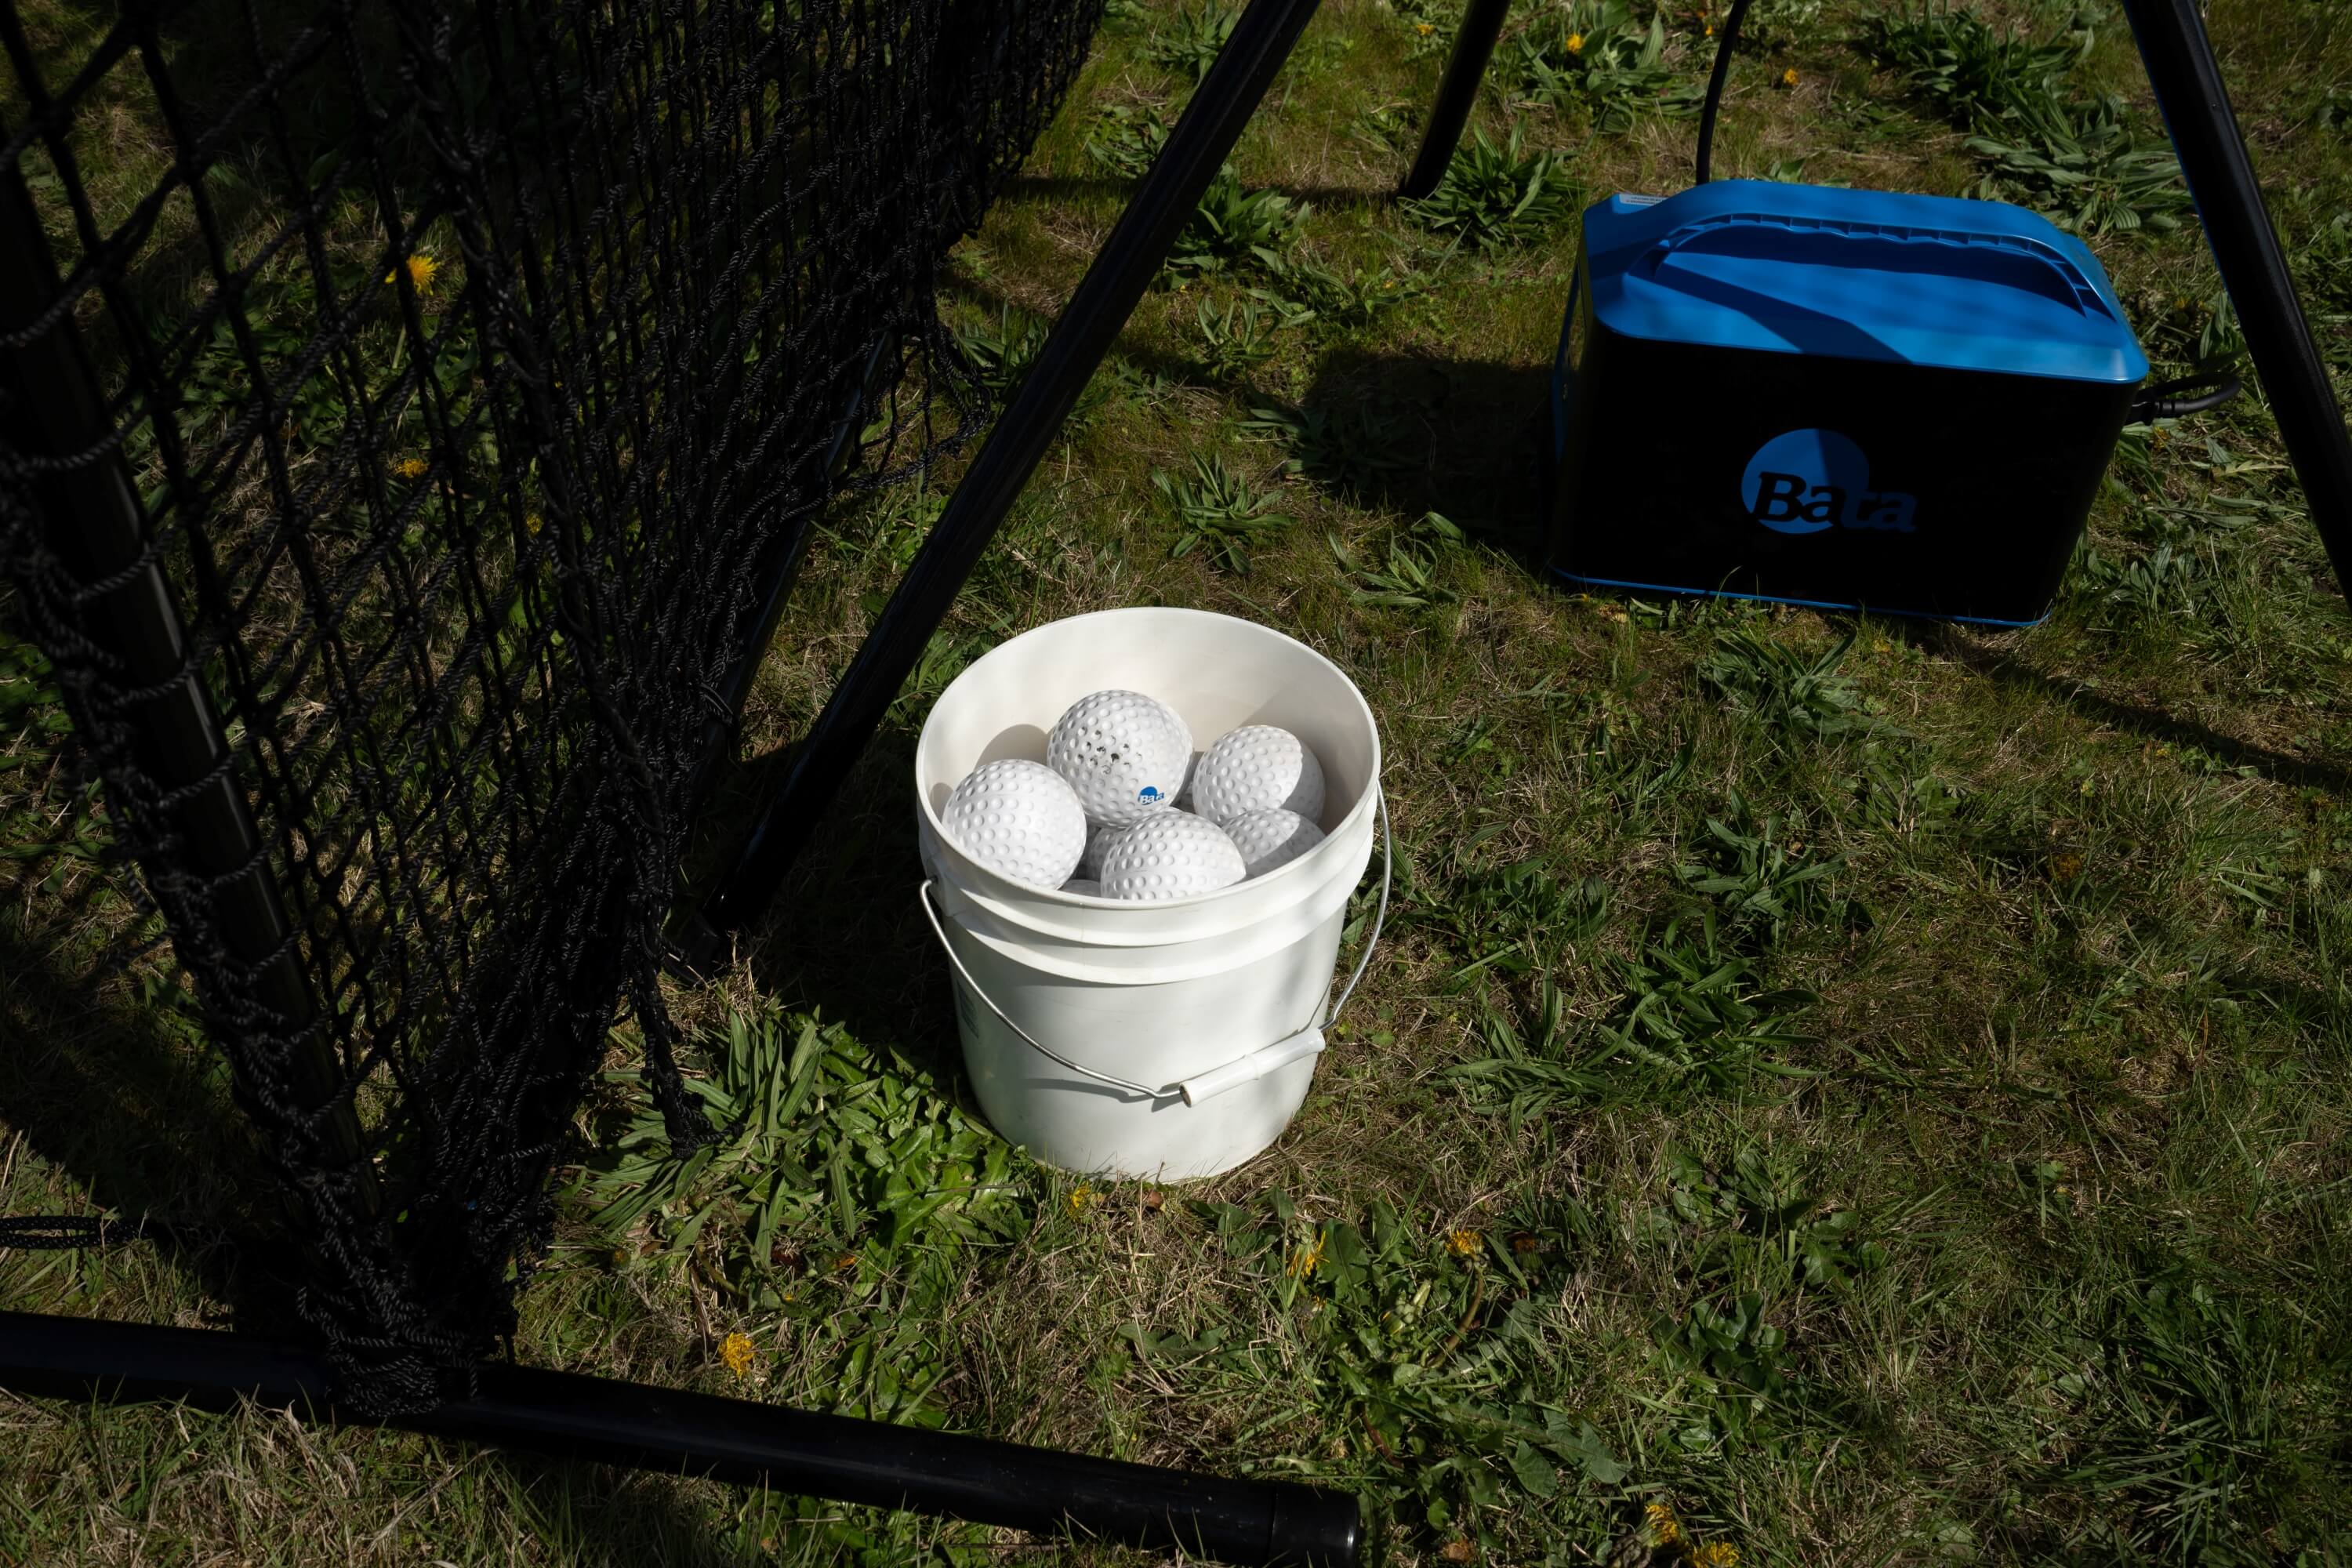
[1742, 430, 1918, 535]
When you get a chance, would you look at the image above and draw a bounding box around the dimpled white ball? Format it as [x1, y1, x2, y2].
[1096, 811, 1246, 901]
[939, 759, 1087, 891]
[1191, 726, 1324, 826]
[1076, 822, 1118, 881]
[1047, 690, 1193, 828]
[1224, 807, 1325, 879]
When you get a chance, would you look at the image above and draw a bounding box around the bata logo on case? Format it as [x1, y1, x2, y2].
[1742, 429, 1918, 535]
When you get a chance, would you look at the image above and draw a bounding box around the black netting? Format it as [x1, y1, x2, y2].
[0, 0, 1101, 1414]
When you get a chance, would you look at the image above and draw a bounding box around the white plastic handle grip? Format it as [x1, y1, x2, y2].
[1176, 1026, 1326, 1107]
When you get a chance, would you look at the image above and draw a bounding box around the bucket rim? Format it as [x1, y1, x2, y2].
[915, 607, 1382, 913]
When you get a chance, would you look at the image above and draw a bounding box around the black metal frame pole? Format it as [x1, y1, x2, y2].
[0, 170, 376, 1206]
[2120, 0, 2352, 598]
[0, 1311, 1362, 1566]
[698, 0, 1323, 938]
[1396, 0, 1511, 201]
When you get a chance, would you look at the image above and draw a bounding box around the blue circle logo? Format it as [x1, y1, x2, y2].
[1741, 429, 1871, 535]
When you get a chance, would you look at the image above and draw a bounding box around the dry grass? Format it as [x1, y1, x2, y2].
[9, 0, 2352, 1563]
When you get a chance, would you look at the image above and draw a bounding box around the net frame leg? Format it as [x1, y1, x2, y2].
[1396, 0, 1512, 201]
[0, 1309, 1362, 1566]
[696, 0, 1326, 940]
[2118, 0, 2352, 600]
[0, 169, 376, 1212]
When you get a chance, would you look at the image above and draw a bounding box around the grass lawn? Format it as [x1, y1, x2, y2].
[5, 0, 2352, 1562]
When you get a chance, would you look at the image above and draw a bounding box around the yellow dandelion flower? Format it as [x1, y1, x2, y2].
[1068, 1182, 1098, 1219]
[1288, 1235, 1326, 1277]
[524, 511, 544, 535]
[717, 1331, 756, 1380]
[1446, 1228, 1479, 1257]
[1566, 31, 1584, 53]
[1646, 1501, 1682, 1547]
[833, 1251, 858, 1272]
[392, 456, 428, 481]
[1694, 1544, 1740, 1568]
[1780, 67, 1800, 88]
[1705, 24, 1715, 35]
[385, 252, 440, 292]
[1415, 20, 1434, 34]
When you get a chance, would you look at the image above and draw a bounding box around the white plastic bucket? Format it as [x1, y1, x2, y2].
[915, 607, 1385, 1179]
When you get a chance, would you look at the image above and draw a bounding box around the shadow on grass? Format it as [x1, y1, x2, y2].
[1003, 171, 1399, 212]
[730, 724, 968, 1089]
[1901, 619, 2352, 797]
[1283, 344, 1552, 547]
[0, 842, 760, 1560]
[0, 844, 288, 1327]
[937, 270, 1558, 546]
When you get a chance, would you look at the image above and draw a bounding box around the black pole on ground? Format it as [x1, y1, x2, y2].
[0, 170, 376, 1210]
[696, 0, 1324, 941]
[1396, 0, 1512, 201]
[2120, 0, 2352, 600]
[0, 1311, 1363, 1567]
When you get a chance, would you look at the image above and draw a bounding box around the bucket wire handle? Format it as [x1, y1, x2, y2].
[917, 879, 1168, 1099]
[1322, 789, 1391, 1033]
[916, 791, 1392, 1102]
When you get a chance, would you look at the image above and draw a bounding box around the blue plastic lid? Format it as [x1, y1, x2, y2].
[1582, 181, 2148, 385]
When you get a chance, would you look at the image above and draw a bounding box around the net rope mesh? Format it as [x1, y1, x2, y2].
[0, 0, 1102, 1414]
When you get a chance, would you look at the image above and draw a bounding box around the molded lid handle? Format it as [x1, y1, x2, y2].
[1639, 210, 2115, 319]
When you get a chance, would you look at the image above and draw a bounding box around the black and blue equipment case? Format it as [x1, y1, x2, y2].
[1544, 180, 2151, 626]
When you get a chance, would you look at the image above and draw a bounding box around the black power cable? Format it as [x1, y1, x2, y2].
[2136, 371, 2245, 421]
[1694, 0, 1755, 185]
